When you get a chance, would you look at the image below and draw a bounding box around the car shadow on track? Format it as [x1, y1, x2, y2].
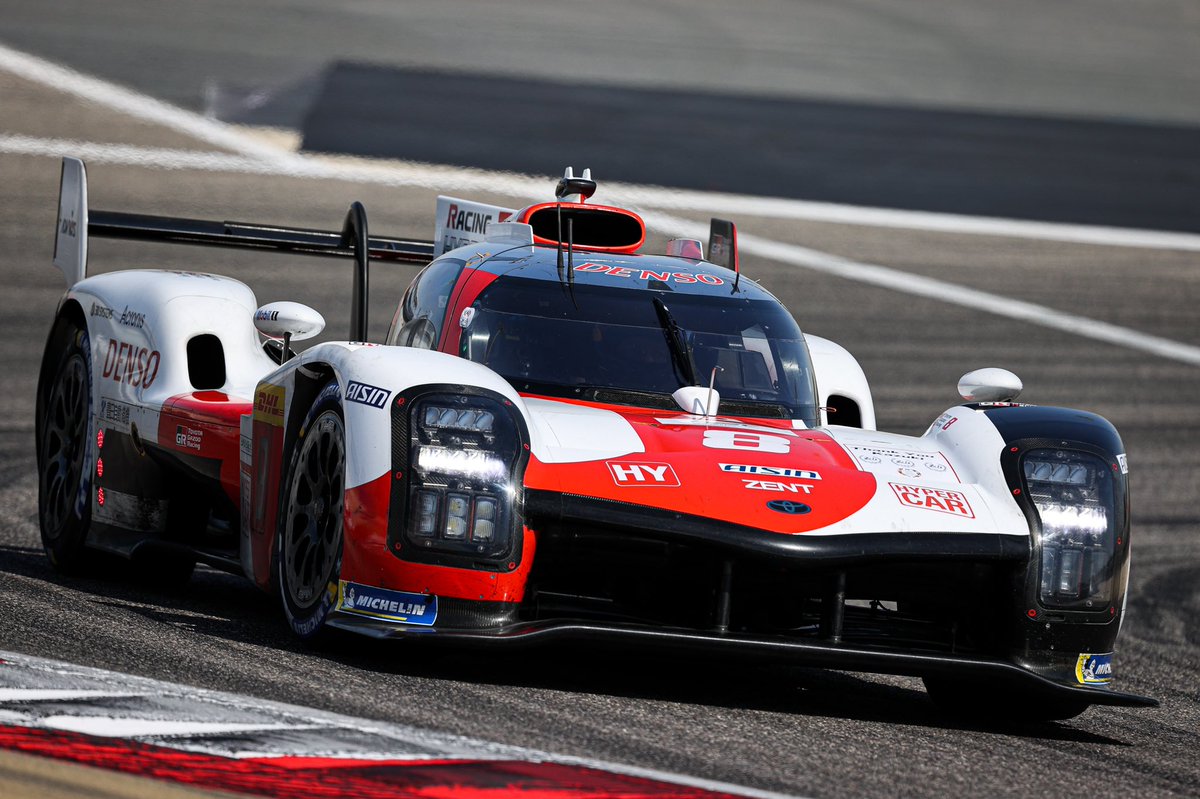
[0, 542, 1132, 744]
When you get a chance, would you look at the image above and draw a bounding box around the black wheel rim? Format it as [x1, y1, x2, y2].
[283, 411, 345, 611]
[41, 353, 88, 538]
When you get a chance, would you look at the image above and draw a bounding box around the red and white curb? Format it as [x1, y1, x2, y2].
[0, 651, 800, 798]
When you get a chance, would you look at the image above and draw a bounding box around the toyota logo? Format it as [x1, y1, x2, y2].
[767, 500, 811, 515]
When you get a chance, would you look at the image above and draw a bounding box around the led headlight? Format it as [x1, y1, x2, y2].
[1023, 449, 1117, 610]
[400, 394, 524, 563]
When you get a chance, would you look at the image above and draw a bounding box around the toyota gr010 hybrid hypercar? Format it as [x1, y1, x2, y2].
[37, 159, 1154, 721]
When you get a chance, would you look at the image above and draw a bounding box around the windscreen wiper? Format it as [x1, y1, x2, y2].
[652, 297, 698, 386]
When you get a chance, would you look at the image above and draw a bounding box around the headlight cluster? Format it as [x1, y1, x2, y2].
[404, 396, 522, 562]
[1024, 449, 1117, 610]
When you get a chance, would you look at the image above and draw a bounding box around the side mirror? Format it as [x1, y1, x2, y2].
[254, 302, 325, 363]
[958, 367, 1022, 402]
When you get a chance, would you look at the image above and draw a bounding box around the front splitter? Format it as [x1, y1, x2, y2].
[326, 613, 1157, 709]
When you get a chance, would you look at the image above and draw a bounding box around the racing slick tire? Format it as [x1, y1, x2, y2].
[36, 319, 93, 575]
[923, 676, 1089, 723]
[276, 382, 346, 640]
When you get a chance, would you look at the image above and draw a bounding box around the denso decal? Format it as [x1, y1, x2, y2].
[574, 262, 724, 285]
[1075, 652, 1114, 685]
[889, 483, 975, 518]
[101, 339, 160, 388]
[743, 479, 813, 494]
[345, 381, 390, 409]
[607, 461, 680, 486]
[253, 384, 286, 427]
[720, 463, 821, 479]
[336, 581, 437, 626]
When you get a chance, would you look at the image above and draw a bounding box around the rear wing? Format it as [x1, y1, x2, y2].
[53, 157, 435, 341]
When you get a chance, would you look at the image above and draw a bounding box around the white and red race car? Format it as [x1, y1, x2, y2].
[38, 159, 1153, 721]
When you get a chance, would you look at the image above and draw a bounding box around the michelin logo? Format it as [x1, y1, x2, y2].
[336, 581, 437, 626]
[1076, 652, 1114, 685]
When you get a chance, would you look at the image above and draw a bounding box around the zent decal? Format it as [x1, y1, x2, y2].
[889, 483, 975, 518]
[702, 429, 790, 454]
[743, 480, 813, 494]
[607, 461, 680, 486]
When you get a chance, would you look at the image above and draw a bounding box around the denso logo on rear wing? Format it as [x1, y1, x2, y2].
[434, 196, 516, 256]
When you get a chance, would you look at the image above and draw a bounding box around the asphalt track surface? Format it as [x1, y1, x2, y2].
[1, 5, 1199, 798]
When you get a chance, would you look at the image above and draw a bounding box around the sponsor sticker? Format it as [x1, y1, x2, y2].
[719, 463, 821, 480]
[101, 339, 161, 388]
[766, 500, 810, 515]
[99, 398, 132, 433]
[742, 479, 813, 494]
[1075, 652, 1114, 685]
[345, 381, 391, 409]
[253, 384, 286, 426]
[607, 461, 680, 486]
[174, 425, 203, 451]
[573, 262, 725, 286]
[336, 581, 437, 626]
[1117, 453, 1128, 474]
[889, 483, 975, 518]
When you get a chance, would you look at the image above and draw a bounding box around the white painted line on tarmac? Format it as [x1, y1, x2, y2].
[640, 210, 1200, 368]
[0, 43, 291, 163]
[0, 650, 802, 799]
[5, 132, 1200, 368]
[3, 40, 1199, 252]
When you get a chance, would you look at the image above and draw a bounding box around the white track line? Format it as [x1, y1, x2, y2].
[3, 40, 1199, 252]
[640, 211, 1200, 367]
[3, 43, 1200, 367]
[6, 132, 1200, 368]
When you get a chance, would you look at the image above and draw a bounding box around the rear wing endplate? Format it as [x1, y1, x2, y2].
[52, 157, 435, 341]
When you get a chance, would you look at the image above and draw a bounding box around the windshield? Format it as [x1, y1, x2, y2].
[461, 277, 819, 422]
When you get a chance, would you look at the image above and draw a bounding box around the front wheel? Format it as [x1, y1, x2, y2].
[276, 383, 346, 640]
[38, 323, 93, 574]
[923, 676, 1090, 723]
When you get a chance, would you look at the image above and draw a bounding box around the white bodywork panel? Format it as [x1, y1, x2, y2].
[806, 334, 876, 430]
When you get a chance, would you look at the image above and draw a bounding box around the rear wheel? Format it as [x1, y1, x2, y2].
[38, 325, 93, 574]
[923, 676, 1090, 723]
[277, 383, 346, 639]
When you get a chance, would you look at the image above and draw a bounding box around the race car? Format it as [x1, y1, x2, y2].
[37, 158, 1154, 721]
